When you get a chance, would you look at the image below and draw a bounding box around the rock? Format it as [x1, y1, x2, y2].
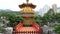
[0, 33, 2, 34]
[2, 27, 13, 34]
[42, 25, 49, 34]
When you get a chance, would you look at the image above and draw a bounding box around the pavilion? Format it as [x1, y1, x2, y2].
[12, 0, 43, 34]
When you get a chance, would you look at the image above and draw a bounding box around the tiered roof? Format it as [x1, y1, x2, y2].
[19, 0, 36, 9]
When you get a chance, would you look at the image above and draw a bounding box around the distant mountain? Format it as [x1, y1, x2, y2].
[0, 9, 19, 12]
[0, 9, 20, 15]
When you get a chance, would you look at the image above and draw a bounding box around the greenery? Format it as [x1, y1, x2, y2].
[34, 14, 43, 24]
[43, 9, 56, 23]
[0, 28, 2, 33]
[54, 24, 60, 34]
[0, 23, 2, 33]
[53, 13, 60, 34]
[0, 9, 60, 33]
[5, 13, 24, 27]
[0, 9, 59, 24]
[0, 9, 23, 27]
[56, 13, 60, 23]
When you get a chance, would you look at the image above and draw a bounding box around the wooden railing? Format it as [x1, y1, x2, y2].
[12, 31, 40, 34]
[13, 22, 43, 34]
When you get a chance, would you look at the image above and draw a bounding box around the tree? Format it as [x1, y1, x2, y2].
[54, 24, 60, 34]
[0, 10, 24, 27]
[0, 13, 24, 27]
[6, 13, 24, 27]
[56, 13, 60, 23]
[43, 9, 56, 23]
[34, 14, 43, 24]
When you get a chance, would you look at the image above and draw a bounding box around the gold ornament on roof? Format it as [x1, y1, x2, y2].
[19, 0, 36, 9]
[26, 0, 29, 4]
[19, 0, 36, 14]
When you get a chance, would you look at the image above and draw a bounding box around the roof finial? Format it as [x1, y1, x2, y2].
[26, 0, 29, 4]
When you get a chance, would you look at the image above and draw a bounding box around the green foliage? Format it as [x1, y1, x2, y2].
[0, 9, 60, 27]
[0, 25, 2, 33]
[54, 24, 60, 34]
[34, 14, 43, 24]
[0, 28, 2, 33]
[5, 13, 24, 27]
[34, 9, 56, 24]
[43, 9, 56, 23]
[56, 13, 60, 23]
[0, 10, 23, 27]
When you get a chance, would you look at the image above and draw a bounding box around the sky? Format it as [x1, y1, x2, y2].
[0, 0, 60, 11]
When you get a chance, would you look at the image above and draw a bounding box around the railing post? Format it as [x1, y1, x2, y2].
[12, 31, 42, 34]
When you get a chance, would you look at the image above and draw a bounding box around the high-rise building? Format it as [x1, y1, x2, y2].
[57, 7, 60, 13]
[38, 5, 50, 16]
[52, 4, 57, 14]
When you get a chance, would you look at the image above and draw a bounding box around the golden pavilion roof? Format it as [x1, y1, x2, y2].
[19, 3, 36, 9]
[19, 0, 36, 9]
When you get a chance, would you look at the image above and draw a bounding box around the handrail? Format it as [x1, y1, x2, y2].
[12, 31, 40, 34]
